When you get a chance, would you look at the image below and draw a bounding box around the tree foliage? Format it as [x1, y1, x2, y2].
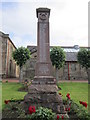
[50, 46, 65, 69]
[77, 48, 90, 69]
[12, 47, 31, 69]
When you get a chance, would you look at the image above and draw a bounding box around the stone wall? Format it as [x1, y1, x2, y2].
[22, 58, 88, 80]
[0, 31, 19, 78]
[1, 34, 7, 78]
[22, 58, 36, 80]
[0, 35, 2, 79]
[62, 62, 88, 80]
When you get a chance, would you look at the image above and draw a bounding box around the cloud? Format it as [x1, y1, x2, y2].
[0, 0, 88, 47]
[50, 0, 88, 46]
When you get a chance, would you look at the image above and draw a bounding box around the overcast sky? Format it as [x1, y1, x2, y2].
[0, 0, 89, 47]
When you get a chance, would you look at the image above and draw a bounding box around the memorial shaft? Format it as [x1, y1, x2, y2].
[35, 8, 53, 79]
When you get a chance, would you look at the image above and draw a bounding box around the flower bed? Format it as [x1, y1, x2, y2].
[2, 99, 68, 119]
[2, 93, 90, 120]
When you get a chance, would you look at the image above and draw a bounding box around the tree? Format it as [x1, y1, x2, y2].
[12, 47, 31, 82]
[77, 48, 90, 83]
[50, 47, 65, 80]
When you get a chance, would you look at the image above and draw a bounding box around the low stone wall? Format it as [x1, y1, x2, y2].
[22, 59, 88, 80]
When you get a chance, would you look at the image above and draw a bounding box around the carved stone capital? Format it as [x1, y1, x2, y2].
[36, 8, 50, 22]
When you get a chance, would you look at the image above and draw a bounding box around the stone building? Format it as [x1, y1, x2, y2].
[22, 45, 88, 80]
[0, 31, 19, 78]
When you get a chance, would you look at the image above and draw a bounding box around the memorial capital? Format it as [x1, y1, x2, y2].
[36, 8, 50, 22]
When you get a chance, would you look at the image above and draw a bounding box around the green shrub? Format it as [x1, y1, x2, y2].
[26, 107, 56, 120]
[5, 80, 8, 83]
[67, 100, 90, 120]
[0, 81, 2, 83]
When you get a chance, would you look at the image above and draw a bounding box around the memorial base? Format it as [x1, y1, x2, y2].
[24, 78, 66, 114]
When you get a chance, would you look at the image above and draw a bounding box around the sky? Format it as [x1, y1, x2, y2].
[0, 0, 89, 47]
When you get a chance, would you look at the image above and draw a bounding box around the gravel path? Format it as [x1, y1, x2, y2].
[2, 78, 88, 83]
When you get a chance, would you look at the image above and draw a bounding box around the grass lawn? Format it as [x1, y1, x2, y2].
[2, 82, 88, 110]
[2, 82, 27, 109]
[58, 82, 88, 106]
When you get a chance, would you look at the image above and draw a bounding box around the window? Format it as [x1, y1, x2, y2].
[71, 63, 76, 71]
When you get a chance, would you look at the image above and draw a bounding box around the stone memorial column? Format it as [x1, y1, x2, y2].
[24, 8, 66, 115]
[34, 8, 54, 83]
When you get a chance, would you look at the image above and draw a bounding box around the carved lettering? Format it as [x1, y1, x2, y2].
[39, 65, 49, 75]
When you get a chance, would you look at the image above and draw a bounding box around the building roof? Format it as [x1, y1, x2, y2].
[27, 45, 90, 62]
[0, 31, 16, 49]
[65, 52, 77, 62]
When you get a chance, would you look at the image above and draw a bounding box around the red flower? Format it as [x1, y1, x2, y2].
[79, 101, 87, 108]
[79, 101, 82, 104]
[62, 115, 64, 119]
[68, 95, 70, 99]
[4, 100, 10, 104]
[57, 115, 59, 119]
[28, 106, 36, 114]
[66, 93, 70, 97]
[69, 103, 71, 106]
[82, 102, 87, 108]
[65, 108, 67, 111]
[66, 93, 70, 99]
[68, 107, 70, 111]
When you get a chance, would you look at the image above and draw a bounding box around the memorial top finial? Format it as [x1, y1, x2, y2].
[36, 8, 50, 18]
